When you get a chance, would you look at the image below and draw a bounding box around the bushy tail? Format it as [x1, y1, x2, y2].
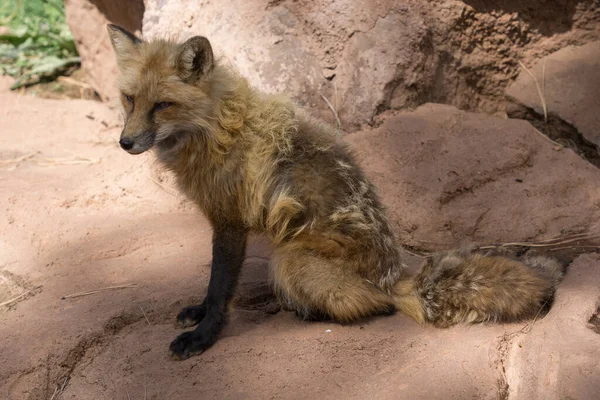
[393, 247, 564, 328]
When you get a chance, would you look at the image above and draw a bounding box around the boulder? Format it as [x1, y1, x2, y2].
[346, 104, 600, 251]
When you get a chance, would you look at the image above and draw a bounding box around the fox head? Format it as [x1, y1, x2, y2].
[106, 24, 218, 155]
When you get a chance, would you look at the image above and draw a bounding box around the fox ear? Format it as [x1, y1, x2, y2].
[107, 24, 142, 66]
[177, 36, 214, 83]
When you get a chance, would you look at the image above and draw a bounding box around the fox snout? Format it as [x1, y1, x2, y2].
[119, 137, 134, 150]
[119, 131, 156, 154]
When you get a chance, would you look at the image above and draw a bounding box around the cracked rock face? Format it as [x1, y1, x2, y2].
[346, 104, 600, 250]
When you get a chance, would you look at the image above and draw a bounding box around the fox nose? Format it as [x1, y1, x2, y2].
[119, 137, 134, 150]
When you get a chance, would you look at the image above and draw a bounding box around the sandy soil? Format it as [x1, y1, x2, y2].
[0, 76, 599, 399]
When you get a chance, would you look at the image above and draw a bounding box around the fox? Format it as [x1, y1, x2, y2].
[106, 24, 564, 360]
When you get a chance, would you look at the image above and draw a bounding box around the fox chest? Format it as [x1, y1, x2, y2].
[175, 167, 246, 223]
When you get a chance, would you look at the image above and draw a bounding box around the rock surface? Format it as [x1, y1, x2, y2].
[503, 253, 600, 400]
[6, 1, 600, 397]
[64, 0, 144, 101]
[506, 41, 600, 147]
[141, 0, 600, 130]
[1, 85, 599, 398]
[347, 104, 600, 251]
[142, 0, 437, 130]
[65, 0, 600, 130]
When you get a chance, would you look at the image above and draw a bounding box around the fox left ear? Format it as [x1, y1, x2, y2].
[177, 36, 214, 83]
[107, 24, 142, 66]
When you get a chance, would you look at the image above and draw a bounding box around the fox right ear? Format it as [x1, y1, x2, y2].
[107, 24, 142, 66]
[177, 36, 214, 83]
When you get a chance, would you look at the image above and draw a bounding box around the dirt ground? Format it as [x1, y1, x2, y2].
[0, 75, 599, 400]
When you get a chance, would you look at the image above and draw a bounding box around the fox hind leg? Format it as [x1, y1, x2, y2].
[271, 245, 395, 323]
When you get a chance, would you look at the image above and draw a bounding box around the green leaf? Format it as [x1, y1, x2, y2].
[0, 0, 80, 84]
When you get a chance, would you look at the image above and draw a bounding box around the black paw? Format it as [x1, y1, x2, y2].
[380, 304, 397, 316]
[176, 304, 207, 328]
[169, 331, 210, 360]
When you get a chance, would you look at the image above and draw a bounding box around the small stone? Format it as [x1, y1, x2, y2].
[322, 68, 336, 80]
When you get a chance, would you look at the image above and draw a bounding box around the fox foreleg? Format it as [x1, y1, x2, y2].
[170, 224, 248, 360]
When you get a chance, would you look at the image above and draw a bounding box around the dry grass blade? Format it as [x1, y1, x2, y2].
[57, 76, 93, 89]
[146, 174, 178, 197]
[35, 156, 101, 166]
[49, 377, 69, 400]
[532, 127, 563, 149]
[478, 231, 600, 250]
[519, 60, 547, 122]
[2, 153, 101, 170]
[542, 57, 546, 120]
[0, 151, 39, 165]
[527, 232, 600, 246]
[530, 231, 596, 243]
[2, 151, 40, 171]
[334, 81, 339, 114]
[0, 290, 32, 307]
[402, 247, 430, 258]
[515, 298, 550, 335]
[61, 283, 138, 299]
[550, 245, 599, 252]
[139, 305, 151, 325]
[0, 286, 41, 307]
[320, 94, 342, 136]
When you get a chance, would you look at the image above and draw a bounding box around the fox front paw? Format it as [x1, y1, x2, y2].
[169, 331, 212, 360]
[175, 304, 207, 328]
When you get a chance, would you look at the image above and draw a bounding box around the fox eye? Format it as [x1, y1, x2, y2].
[154, 102, 173, 111]
[124, 94, 134, 104]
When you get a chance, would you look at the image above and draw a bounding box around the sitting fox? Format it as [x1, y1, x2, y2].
[106, 25, 564, 360]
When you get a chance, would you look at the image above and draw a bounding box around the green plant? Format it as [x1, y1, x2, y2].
[0, 0, 80, 90]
